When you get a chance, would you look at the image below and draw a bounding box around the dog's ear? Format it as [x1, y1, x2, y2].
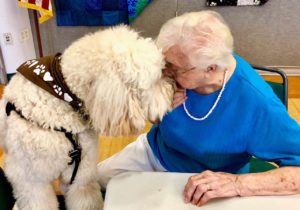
[85, 73, 145, 136]
[146, 77, 175, 123]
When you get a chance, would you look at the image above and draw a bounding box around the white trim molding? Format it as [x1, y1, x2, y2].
[0, 47, 7, 84]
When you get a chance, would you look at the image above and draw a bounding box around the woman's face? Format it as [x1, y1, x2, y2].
[163, 46, 208, 89]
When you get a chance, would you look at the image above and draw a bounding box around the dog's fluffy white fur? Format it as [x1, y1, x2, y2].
[0, 25, 174, 210]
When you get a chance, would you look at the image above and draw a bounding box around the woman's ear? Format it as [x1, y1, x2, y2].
[85, 73, 130, 136]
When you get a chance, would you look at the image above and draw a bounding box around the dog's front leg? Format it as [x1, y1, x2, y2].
[5, 155, 59, 210]
[65, 180, 103, 210]
[63, 131, 103, 210]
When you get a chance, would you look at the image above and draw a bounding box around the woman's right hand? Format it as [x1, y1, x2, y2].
[173, 86, 187, 109]
[162, 65, 187, 108]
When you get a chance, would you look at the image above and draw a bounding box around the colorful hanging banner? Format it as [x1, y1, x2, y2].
[55, 0, 152, 26]
[128, 0, 152, 23]
[18, 0, 53, 23]
[55, 0, 127, 26]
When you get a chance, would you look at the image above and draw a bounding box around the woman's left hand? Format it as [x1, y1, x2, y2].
[183, 170, 241, 206]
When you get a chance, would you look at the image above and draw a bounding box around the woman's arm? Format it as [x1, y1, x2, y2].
[184, 167, 300, 207]
[237, 166, 300, 196]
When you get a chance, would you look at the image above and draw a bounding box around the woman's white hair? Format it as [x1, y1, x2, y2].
[156, 10, 233, 70]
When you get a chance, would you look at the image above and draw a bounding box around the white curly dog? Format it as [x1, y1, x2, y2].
[0, 25, 174, 210]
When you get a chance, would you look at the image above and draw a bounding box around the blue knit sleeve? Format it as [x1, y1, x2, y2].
[247, 98, 300, 167]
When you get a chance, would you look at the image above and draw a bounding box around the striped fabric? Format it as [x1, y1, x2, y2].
[18, 0, 53, 23]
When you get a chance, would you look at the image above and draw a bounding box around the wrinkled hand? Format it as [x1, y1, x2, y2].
[173, 87, 187, 109]
[184, 170, 241, 207]
[162, 67, 187, 108]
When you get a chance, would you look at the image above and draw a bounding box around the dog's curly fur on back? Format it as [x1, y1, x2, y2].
[0, 25, 174, 210]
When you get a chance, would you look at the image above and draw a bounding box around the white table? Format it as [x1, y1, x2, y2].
[104, 172, 300, 210]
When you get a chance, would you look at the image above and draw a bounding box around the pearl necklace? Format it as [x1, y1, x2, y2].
[183, 70, 228, 121]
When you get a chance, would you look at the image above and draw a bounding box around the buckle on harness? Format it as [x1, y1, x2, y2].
[68, 146, 82, 165]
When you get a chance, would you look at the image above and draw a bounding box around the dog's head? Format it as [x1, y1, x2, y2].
[61, 25, 174, 136]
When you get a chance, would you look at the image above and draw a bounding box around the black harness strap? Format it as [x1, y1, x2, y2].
[58, 128, 81, 184]
[6, 102, 24, 119]
[6, 101, 81, 184]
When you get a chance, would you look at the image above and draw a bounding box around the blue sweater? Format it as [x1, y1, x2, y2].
[147, 54, 300, 173]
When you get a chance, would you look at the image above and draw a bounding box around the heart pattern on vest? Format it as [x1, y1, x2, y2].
[64, 93, 73, 102]
[43, 72, 54, 81]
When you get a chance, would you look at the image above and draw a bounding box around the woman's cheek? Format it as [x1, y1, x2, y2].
[176, 78, 193, 89]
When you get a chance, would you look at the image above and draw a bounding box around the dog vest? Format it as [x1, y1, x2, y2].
[6, 54, 85, 184]
[17, 53, 84, 111]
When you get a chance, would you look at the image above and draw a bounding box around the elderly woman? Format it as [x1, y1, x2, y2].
[98, 10, 300, 206]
